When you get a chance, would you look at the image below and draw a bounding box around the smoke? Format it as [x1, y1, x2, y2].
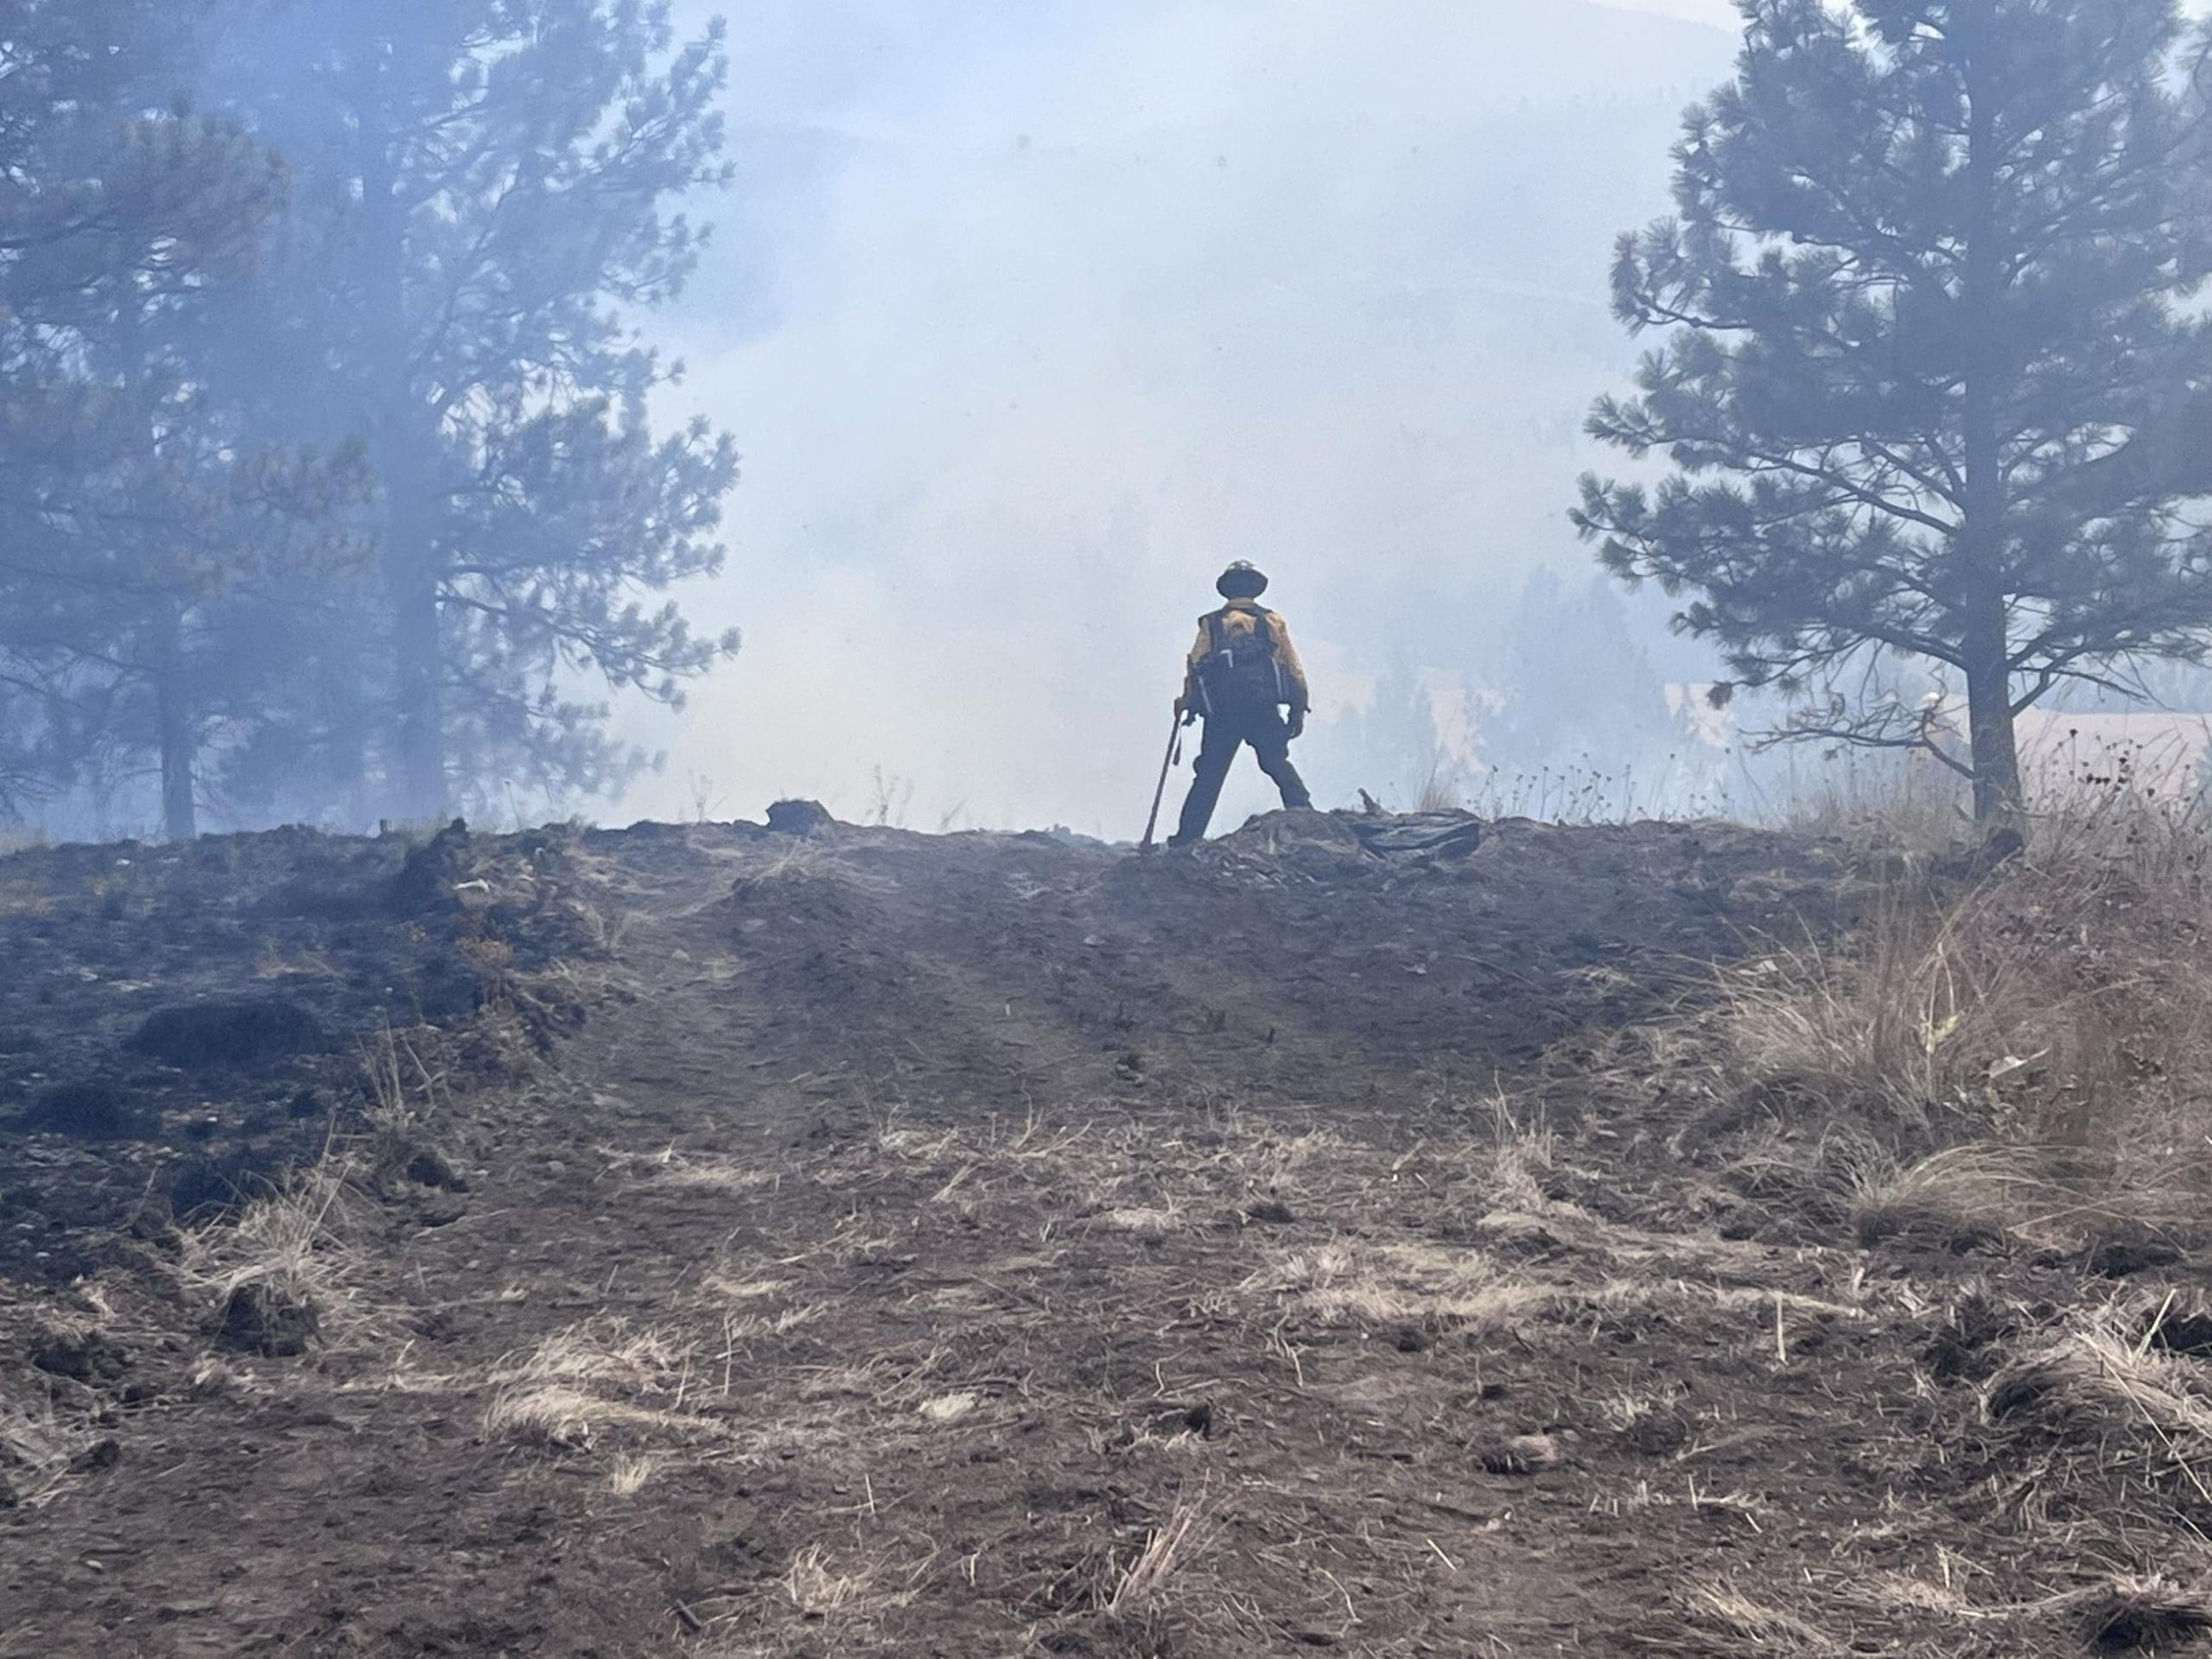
[630, 0, 1743, 834]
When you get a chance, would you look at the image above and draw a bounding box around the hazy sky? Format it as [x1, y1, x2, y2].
[615, 0, 2197, 836]
[1607, 0, 1738, 18]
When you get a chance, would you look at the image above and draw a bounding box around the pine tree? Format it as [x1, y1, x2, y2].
[208, 1, 741, 821]
[0, 0, 360, 836]
[1573, 0, 2212, 832]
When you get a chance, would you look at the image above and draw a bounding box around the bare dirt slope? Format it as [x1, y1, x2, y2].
[1, 811, 2202, 1656]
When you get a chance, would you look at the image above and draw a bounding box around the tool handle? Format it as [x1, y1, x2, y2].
[1138, 705, 1184, 849]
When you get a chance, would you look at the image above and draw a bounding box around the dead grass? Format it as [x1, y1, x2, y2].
[1982, 1295, 2212, 1529]
[178, 1152, 372, 1347]
[0, 1401, 98, 1510]
[2064, 1573, 2212, 1652]
[1414, 769, 1466, 814]
[1848, 1141, 2162, 1249]
[1708, 787, 2212, 1246]
[1666, 1578, 1849, 1656]
[482, 1320, 702, 1450]
[783, 1544, 868, 1618]
[607, 1452, 663, 1496]
[1249, 1237, 1868, 1344]
[256, 939, 341, 980]
[1250, 1240, 1554, 1328]
[1465, 760, 1734, 824]
[1759, 747, 1967, 853]
[1103, 1498, 1211, 1617]
[1484, 1096, 1559, 1216]
[800, 1101, 1370, 1248]
[607, 1145, 779, 1196]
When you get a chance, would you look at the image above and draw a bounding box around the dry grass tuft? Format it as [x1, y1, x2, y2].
[1666, 1578, 1848, 1656]
[179, 1153, 370, 1350]
[1249, 1241, 1554, 1330]
[1484, 1096, 1560, 1217]
[918, 1389, 980, 1423]
[1717, 902, 2000, 1132]
[1103, 1499, 1211, 1618]
[0, 1402, 97, 1510]
[783, 1544, 867, 1618]
[607, 1452, 663, 1497]
[1708, 790, 2212, 1246]
[1414, 770, 1466, 814]
[1850, 1141, 2136, 1249]
[483, 1320, 702, 1451]
[2065, 1573, 2212, 1653]
[1983, 1303, 2212, 1526]
[484, 1384, 607, 1451]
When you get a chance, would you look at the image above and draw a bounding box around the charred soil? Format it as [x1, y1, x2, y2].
[1, 810, 2203, 1656]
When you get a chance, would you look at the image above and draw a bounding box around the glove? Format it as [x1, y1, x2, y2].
[1179, 699, 1199, 728]
[1287, 707, 1307, 740]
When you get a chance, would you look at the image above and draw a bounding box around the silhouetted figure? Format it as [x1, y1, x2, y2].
[1170, 563, 1313, 846]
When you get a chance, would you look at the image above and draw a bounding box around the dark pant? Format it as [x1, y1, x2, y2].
[1173, 707, 1312, 843]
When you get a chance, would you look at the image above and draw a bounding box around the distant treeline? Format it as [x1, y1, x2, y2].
[0, 1, 737, 839]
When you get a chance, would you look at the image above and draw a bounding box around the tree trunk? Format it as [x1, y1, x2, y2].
[155, 618, 198, 842]
[1962, 607, 2023, 836]
[384, 508, 445, 822]
[358, 39, 446, 823]
[115, 299, 199, 841]
[1957, 30, 2021, 842]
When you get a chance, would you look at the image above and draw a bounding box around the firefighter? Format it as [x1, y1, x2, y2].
[1169, 562, 1313, 846]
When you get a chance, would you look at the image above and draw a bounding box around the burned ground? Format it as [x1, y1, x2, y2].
[0, 810, 2205, 1656]
[0, 823, 595, 1282]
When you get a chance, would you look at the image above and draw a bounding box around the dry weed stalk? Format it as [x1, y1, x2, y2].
[1104, 1499, 1211, 1617]
[1484, 1094, 1557, 1215]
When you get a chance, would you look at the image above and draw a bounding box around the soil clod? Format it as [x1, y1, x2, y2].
[71, 1438, 121, 1474]
[766, 798, 837, 837]
[30, 1326, 129, 1384]
[403, 1145, 462, 1189]
[218, 1281, 320, 1357]
[388, 819, 476, 913]
[1474, 1433, 1561, 1475]
[127, 999, 325, 1071]
[2090, 1238, 2186, 1278]
[19, 1078, 144, 1139]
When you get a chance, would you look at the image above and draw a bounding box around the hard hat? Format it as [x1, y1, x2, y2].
[1216, 562, 1269, 599]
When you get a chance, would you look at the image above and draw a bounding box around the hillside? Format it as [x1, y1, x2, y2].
[3, 810, 2209, 1656]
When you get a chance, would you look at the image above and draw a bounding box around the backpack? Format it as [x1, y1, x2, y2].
[1193, 607, 1287, 717]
